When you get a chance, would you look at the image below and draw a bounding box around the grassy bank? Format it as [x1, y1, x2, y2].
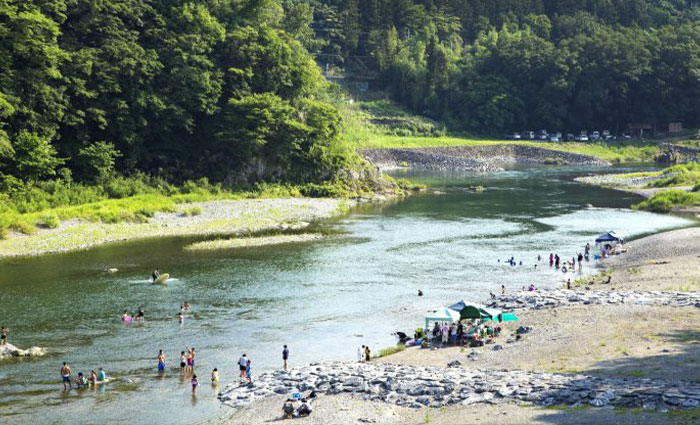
[0, 198, 346, 258]
[357, 135, 662, 163]
[0, 173, 389, 240]
[634, 190, 700, 212]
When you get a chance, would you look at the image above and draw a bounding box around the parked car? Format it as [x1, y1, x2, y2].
[526, 131, 535, 139]
[591, 131, 600, 141]
[512, 132, 521, 140]
[566, 133, 575, 141]
[602, 130, 611, 137]
[539, 129, 548, 140]
[580, 135, 589, 142]
[550, 135, 560, 142]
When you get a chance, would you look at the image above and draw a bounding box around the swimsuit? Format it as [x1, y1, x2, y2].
[158, 362, 165, 371]
[62, 374, 70, 382]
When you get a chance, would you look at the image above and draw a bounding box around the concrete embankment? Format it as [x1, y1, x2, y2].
[359, 145, 609, 171]
[219, 362, 700, 411]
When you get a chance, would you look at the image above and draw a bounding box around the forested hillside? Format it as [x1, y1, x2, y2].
[0, 0, 356, 189]
[308, 0, 700, 133]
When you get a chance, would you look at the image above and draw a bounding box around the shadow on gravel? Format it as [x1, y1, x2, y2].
[584, 329, 700, 382]
[532, 329, 700, 425]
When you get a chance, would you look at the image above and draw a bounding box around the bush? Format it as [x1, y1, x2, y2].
[11, 218, 37, 234]
[181, 206, 202, 216]
[38, 213, 60, 229]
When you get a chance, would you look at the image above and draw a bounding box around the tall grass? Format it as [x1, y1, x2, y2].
[647, 162, 700, 188]
[633, 190, 700, 212]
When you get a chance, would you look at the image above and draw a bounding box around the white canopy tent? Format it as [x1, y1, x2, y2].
[424, 308, 460, 329]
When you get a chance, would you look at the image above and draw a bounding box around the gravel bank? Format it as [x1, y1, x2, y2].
[224, 393, 678, 425]
[359, 145, 609, 171]
[219, 361, 700, 411]
[0, 198, 346, 258]
[183, 233, 325, 251]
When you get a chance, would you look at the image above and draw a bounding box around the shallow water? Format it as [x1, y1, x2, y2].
[0, 166, 695, 424]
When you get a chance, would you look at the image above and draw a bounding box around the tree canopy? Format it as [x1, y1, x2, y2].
[309, 0, 700, 133]
[0, 0, 350, 186]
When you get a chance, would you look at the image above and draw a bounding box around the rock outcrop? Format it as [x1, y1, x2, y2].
[0, 343, 47, 360]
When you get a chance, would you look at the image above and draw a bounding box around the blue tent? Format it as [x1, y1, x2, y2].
[595, 231, 624, 243]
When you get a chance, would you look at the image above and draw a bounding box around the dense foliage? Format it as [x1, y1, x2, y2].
[309, 0, 700, 134]
[0, 0, 356, 188]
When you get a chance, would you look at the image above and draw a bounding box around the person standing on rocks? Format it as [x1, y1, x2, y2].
[238, 354, 247, 380]
[501, 285, 506, 295]
[282, 345, 289, 371]
[1, 327, 6, 345]
[358, 345, 365, 362]
[364, 346, 371, 362]
[61, 362, 72, 389]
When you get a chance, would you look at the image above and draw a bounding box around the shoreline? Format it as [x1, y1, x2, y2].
[359, 144, 610, 171]
[0, 198, 348, 259]
[575, 172, 700, 214]
[222, 227, 700, 424]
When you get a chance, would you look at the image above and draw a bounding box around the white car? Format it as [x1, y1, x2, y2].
[580, 135, 589, 142]
[550, 136, 560, 142]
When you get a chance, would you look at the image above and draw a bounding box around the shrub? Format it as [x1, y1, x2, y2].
[181, 206, 202, 216]
[38, 213, 60, 229]
[11, 218, 37, 234]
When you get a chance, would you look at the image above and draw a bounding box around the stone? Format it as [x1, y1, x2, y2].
[447, 359, 462, 368]
[492, 345, 503, 351]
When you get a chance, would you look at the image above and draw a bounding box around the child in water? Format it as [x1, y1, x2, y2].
[178, 312, 184, 324]
[246, 360, 252, 383]
[211, 368, 219, 384]
[191, 374, 198, 394]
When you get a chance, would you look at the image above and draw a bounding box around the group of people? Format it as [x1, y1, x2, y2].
[431, 320, 501, 347]
[357, 345, 371, 362]
[120, 308, 145, 322]
[60, 362, 107, 389]
[549, 246, 590, 274]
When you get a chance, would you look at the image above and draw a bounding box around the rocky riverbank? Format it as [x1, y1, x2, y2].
[219, 362, 700, 411]
[486, 289, 700, 311]
[359, 144, 609, 171]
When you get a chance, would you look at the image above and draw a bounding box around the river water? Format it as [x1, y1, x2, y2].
[0, 166, 696, 424]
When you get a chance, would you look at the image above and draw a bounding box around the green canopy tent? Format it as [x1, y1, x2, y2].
[448, 300, 501, 321]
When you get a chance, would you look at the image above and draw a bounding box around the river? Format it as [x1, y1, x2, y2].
[0, 166, 696, 424]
